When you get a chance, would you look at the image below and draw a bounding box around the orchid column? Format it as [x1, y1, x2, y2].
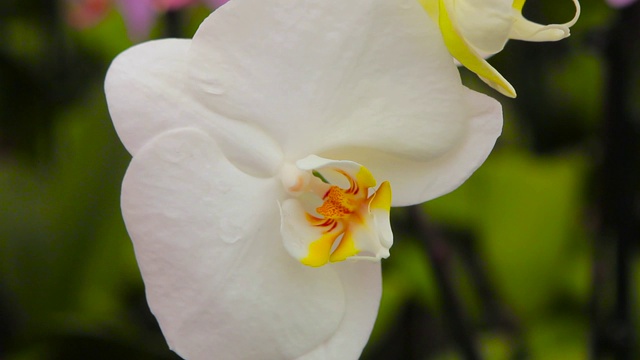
[104, 0, 502, 359]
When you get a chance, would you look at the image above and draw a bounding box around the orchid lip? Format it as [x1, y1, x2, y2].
[280, 155, 394, 268]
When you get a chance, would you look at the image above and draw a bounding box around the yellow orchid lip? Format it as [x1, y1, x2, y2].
[280, 156, 393, 268]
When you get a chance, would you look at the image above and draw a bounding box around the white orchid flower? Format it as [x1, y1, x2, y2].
[104, 0, 502, 358]
[419, 0, 581, 97]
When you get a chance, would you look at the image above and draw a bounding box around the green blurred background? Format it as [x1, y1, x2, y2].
[1, 0, 638, 359]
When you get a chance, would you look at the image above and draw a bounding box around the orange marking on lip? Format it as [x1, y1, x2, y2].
[316, 186, 357, 219]
[300, 165, 392, 266]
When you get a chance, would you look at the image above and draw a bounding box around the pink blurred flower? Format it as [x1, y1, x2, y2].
[156, 0, 228, 10]
[114, 0, 157, 41]
[606, 0, 637, 8]
[65, 0, 110, 29]
[116, 0, 230, 40]
[66, 0, 230, 41]
[155, 0, 197, 11]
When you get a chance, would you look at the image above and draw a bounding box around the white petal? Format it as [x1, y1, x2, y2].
[122, 127, 381, 359]
[105, 39, 283, 177]
[187, 0, 469, 163]
[509, 0, 581, 42]
[105, 39, 191, 155]
[323, 88, 502, 206]
[509, 19, 569, 42]
[298, 262, 381, 360]
[446, 0, 514, 55]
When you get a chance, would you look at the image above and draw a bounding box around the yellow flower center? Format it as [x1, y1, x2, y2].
[316, 169, 364, 220]
[279, 156, 394, 267]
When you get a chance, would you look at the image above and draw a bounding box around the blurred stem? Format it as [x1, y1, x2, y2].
[407, 206, 481, 360]
[593, 3, 640, 359]
[165, 10, 183, 38]
[455, 233, 525, 355]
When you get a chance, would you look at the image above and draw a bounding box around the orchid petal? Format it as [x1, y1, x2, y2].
[105, 39, 283, 177]
[509, 0, 581, 42]
[446, 0, 514, 55]
[105, 39, 190, 156]
[420, 0, 579, 97]
[122, 127, 381, 359]
[418, 0, 439, 22]
[187, 0, 473, 163]
[298, 261, 381, 360]
[437, 0, 516, 97]
[323, 88, 502, 206]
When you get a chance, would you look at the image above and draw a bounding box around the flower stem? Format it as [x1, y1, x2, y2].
[407, 206, 481, 359]
[592, 3, 640, 358]
[454, 232, 525, 355]
[164, 10, 183, 38]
